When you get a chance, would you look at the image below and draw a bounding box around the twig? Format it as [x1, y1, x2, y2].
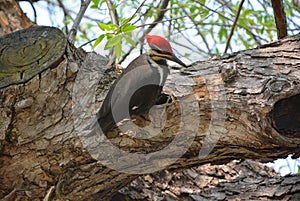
[45, 0, 106, 22]
[105, 0, 119, 67]
[79, 38, 97, 48]
[271, 0, 288, 39]
[196, 0, 234, 19]
[224, 0, 245, 54]
[216, 0, 235, 13]
[136, 0, 229, 30]
[123, 0, 147, 27]
[135, 15, 187, 29]
[147, 0, 170, 30]
[28, 0, 37, 23]
[119, 0, 170, 64]
[196, 0, 259, 45]
[132, 5, 151, 26]
[78, 0, 147, 50]
[181, 8, 213, 56]
[68, 0, 91, 44]
[167, 0, 174, 38]
[180, 32, 209, 55]
[106, 0, 119, 25]
[57, 0, 74, 34]
[120, 0, 230, 63]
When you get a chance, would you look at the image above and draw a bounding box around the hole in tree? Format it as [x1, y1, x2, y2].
[270, 94, 300, 137]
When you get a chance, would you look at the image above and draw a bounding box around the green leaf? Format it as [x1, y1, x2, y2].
[239, 19, 246, 27]
[105, 35, 122, 49]
[215, 47, 220, 55]
[105, 33, 113, 39]
[260, 26, 265, 34]
[91, 0, 100, 8]
[247, 19, 255, 26]
[120, 16, 136, 25]
[92, 0, 99, 4]
[112, 4, 118, 11]
[298, 165, 300, 173]
[190, 6, 196, 13]
[115, 43, 122, 61]
[97, 23, 115, 31]
[124, 34, 136, 47]
[93, 34, 106, 49]
[257, 15, 263, 24]
[218, 27, 227, 41]
[243, 9, 252, 17]
[97, 23, 107, 31]
[121, 24, 136, 33]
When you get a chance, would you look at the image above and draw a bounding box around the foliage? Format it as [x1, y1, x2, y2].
[89, 0, 300, 62]
[21, 0, 300, 62]
[93, 21, 136, 61]
[90, 0, 137, 61]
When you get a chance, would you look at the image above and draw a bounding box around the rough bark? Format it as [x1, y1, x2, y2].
[0, 26, 300, 200]
[114, 160, 300, 201]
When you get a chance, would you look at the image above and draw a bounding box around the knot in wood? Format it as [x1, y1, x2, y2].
[267, 78, 291, 92]
[0, 26, 67, 88]
[220, 62, 237, 82]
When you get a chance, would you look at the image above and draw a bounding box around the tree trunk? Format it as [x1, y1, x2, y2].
[0, 25, 299, 200]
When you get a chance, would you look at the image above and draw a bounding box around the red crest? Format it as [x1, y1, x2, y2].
[145, 35, 173, 54]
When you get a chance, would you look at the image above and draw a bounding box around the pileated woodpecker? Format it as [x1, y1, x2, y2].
[97, 35, 187, 133]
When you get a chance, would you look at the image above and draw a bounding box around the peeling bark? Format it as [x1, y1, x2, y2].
[115, 160, 300, 201]
[0, 26, 300, 200]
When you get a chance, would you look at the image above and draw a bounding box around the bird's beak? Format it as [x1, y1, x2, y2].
[170, 54, 187, 67]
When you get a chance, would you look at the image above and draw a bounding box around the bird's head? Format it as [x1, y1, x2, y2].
[145, 35, 187, 67]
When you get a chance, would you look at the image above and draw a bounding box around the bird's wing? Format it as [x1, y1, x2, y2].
[97, 54, 158, 120]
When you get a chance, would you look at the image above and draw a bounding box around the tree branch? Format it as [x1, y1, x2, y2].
[271, 0, 288, 39]
[196, 0, 264, 47]
[105, 0, 119, 25]
[68, 0, 91, 44]
[224, 0, 245, 54]
[1, 27, 300, 200]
